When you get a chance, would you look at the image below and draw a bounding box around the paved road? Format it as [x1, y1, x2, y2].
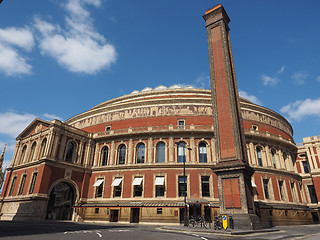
[0, 221, 320, 240]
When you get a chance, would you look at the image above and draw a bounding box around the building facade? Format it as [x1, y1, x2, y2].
[0, 4, 319, 228]
[0, 86, 318, 227]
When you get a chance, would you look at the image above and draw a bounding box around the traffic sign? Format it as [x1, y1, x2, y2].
[222, 215, 228, 230]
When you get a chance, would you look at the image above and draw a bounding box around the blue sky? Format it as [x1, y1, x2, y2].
[1, 0, 320, 169]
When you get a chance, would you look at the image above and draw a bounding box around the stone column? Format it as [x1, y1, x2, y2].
[203, 4, 261, 229]
[265, 145, 271, 167]
[190, 137, 196, 162]
[34, 139, 41, 161]
[210, 138, 215, 163]
[11, 140, 20, 167]
[148, 138, 153, 163]
[58, 135, 67, 160]
[128, 139, 133, 164]
[110, 141, 116, 165]
[84, 140, 93, 167]
[45, 130, 54, 158]
[169, 136, 174, 162]
[77, 141, 83, 164]
[52, 132, 60, 160]
[93, 142, 100, 166]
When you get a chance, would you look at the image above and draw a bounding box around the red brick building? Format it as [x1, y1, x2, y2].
[0, 4, 318, 228]
[0, 86, 317, 227]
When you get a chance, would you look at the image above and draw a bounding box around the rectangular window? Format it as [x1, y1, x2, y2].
[279, 180, 285, 201]
[263, 179, 270, 200]
[291, 182, 296, 202]
[302, 161, 310, 174]
[134, 185, 143, 197]
[155, 177, 165, 197]
[29, 172, 38, 194]
[178, 176, 187, 197]
[308, 185, 318, 203]
[112, 178, 122, 197]
[178, 120, 185, 129]
[201, 176, 210, 197]
[95, 208, 99, 214]
[133, 177, 143, 197]
[157, 208, 163, 214]
[18, 174, 27, 195]
[8, 176, 17, 196]
[95, 178, 104, 198]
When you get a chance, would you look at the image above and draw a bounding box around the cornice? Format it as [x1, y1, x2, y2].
[253, 166, 301, 180]
[2, 194, 48, 202]
[244, 130, 296, 150]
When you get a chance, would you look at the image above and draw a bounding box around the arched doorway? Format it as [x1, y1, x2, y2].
[46, 182, 75, 220]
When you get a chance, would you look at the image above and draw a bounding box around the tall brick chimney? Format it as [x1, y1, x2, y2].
[203, 4, 262, 229]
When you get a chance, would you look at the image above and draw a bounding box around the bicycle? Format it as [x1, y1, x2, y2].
[188, 216, 209, 229]
[214, 215, 222, 230]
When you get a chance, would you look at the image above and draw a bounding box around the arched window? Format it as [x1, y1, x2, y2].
[65, 142, 75, 163]
[101, 147, 108, 166]
[156, 142, 165, 163]
[199, 142, 208, 163]
[29, 142, 37, 162]
[136, 143, 145, 164]
[20, 145, 27, 164]
[271, 149, 276, 168]
[256, 147, 263, 166]
[39, 138, 47, 159]
[118, 144, 126, 165]
[177, 142, 186, 163]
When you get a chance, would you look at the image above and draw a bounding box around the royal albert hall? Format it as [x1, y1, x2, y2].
[0, 85, 317, 227]
[1, 4, 319, 228]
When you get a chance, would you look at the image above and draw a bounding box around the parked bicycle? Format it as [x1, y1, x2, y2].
[188, 216, 209, 229]
[214, 215, 223, 230]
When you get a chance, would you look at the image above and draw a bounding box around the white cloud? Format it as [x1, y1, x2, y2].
[34, 0, 117, 74]
[0, 45, 33, 76]
[280, 98, 320, 121]
[261, 74, 279, 86]
[0, 27, 34, 51]
[42, 113, 63, 121]
[0, 27, 34, 76]
[239, 90, 262, 105]
[277, 65, 285, 74]
[0, 112, 36, 138]
[195, 74, 210, 89]
[317, 76, 320, 82]
[292, 71, 308, 85]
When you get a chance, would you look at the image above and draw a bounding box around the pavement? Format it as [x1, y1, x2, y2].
[160, 224, 280, 235]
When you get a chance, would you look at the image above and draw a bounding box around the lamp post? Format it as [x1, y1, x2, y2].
[175, 142, 192, 226]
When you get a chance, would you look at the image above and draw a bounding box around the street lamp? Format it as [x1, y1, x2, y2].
[175, 142, 192, 226]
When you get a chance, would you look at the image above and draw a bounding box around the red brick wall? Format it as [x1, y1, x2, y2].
[223, 178, 241, 208]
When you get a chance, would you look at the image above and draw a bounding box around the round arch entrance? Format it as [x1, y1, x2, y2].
[46, 182, 75, 220]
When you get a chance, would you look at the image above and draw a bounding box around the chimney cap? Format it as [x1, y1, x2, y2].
[203, 4, 230, 25]
[205, 4, 222, 15]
